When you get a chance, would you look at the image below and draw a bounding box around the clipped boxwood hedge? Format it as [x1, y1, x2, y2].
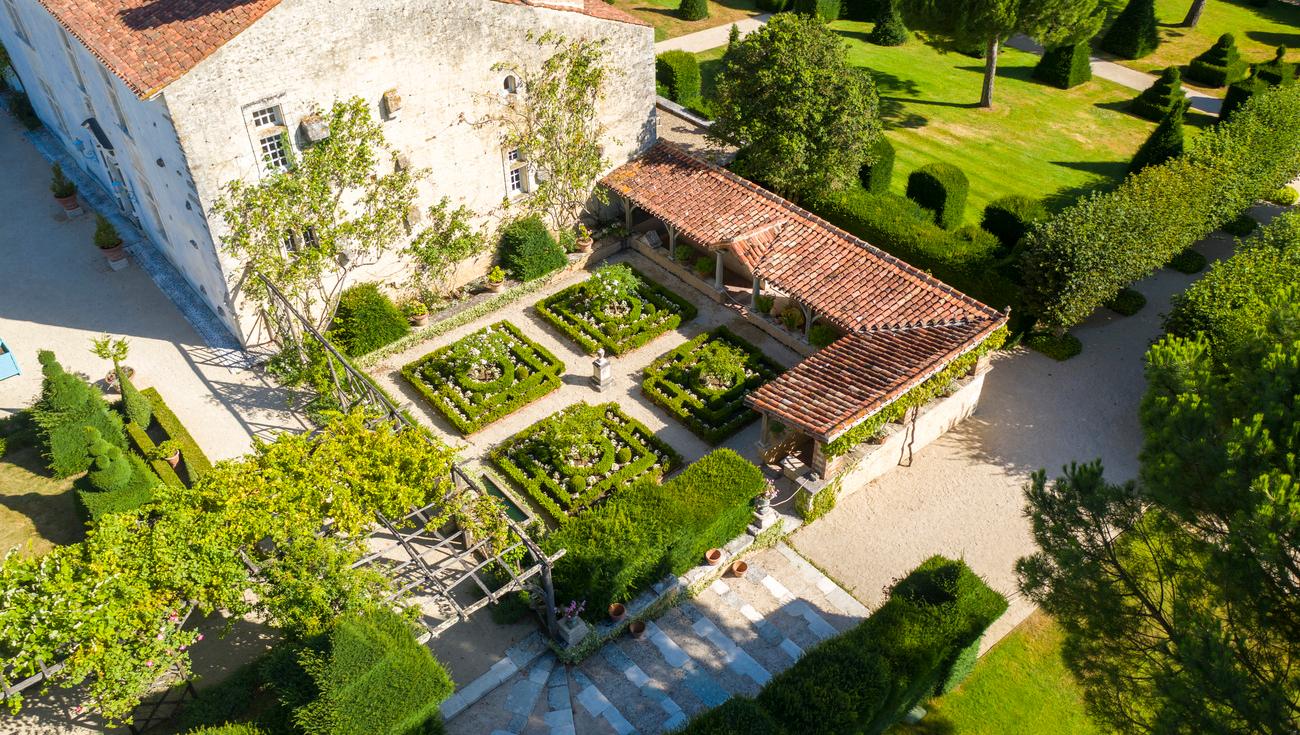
[642, 327, 783, 444]
[859, 136, 895, 194]
[981, 195, 1047, 249]
[656, 51, 701, 105]
[680, 556, 1007, 735]
[906, 162, 969, 230]
[536, 267, 697, 355]
[402, 321, 564, 434]
[124, 387, 212, 487]
[491, 402, 683, 523]
[543, 448, 764, 616]
[1033, 43, 1091, 89]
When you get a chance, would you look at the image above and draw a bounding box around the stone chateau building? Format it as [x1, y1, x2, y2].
[0, 0, 655, 344]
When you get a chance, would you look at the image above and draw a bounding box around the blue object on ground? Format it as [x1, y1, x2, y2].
[0, 337, 20, 380]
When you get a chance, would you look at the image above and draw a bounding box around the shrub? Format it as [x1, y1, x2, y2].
[754, 294, 775, 313]
[293, 608, 453, 735]
[859, 136, 895, 194]
[1268, 186, 1298, 206]
[500, 216, 566, 282]
[1129, 67, 1188, 122]
[93, 214, 120, 249]
[1033, 43, 1091, 89]
[1223, 76, 1269, 121]
[906, 163, 968, 230]
[656, 51, 702, 106]
[981, 196, 1047, 249]
[1128, 103, 1186, 175]
[807, 323, 839, 348]
[6, 89, 41, 130]
[1099, 0, 1158, 60]
[642, 327, 783, 444]
[77, 444, 158, 523]
[1105, 287, 1147, 316]
[330, 282, 411, 357]
[1186, 33, 1248, 87]
[50, 163, 76, 198]
[677, 0, 709, 21]
[142, 387, 213, 478]
[678, 698, 784, 735]
[755, 0, 788, 12]
[536, 267, 697, 355]
[0, 436, 6, 458]
[186, 725, 268, 735]
[1255, 46, 1296, 87]
[867, 0, 907, 46]
[1223, 213, 1258, 237]
[117, 368, 152, 428]
[1026, 332, 1082, 361]
[795, 481, 837, 521]
[1021, 84, 1300, 330]
[31, 350, 127, 478]
[792, 0, 840, 21]
[780, 305, 805, 331]
[544, 449, 764, 615]
[1168, 247, 1208, 274]
[694, 255, 714, 277]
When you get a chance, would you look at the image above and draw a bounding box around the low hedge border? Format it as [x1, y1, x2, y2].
[401, 321, 565, 435]
[536, 268, 698, 356]
[142, 387, 212, 479]
[641, 327, 783, 445]
[490, 402, 683, 523]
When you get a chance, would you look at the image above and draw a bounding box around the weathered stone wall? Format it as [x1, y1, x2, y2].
[164, 0, 657, 343]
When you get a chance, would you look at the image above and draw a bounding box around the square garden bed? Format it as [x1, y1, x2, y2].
[641, 326, 783, 444]
[535, 265, 697, 355]
[489, 402, 682, 523]
[401, 321, 565, 434]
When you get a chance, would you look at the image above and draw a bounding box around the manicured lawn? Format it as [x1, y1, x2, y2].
[892, 612, 1105, 735]
[0, 446, 83, 557]
[698, 22, 1157, 219]
[1104, 0, 1300, 86]
[610, 0, 760, 41]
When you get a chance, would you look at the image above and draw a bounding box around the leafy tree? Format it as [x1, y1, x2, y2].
[708, 14, 881, 197]
[1127, 102, 1185, 174]
[493, 31, 610, 232]
[1018, 287, 1300, 734]
[1099, 0, 1159, 60]
[901, 0, 1105, 107]
[215, 98, 420, 333]
[403, 197, 486, 299]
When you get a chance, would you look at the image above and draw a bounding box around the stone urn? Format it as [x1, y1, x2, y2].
[557, 615, 590, 647]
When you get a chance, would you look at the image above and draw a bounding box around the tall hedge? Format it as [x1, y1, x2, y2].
[500, 216, 566, 282]
[1128, 102, 1185, 174]
[981, 196, 1047, 249]
[1129, 66, 1187, 121]
[1033, 43, 1092, 89]
[906, 163, 968, 230]
[792, 0, 841, 21]
[544, 449, 764, 615]
[31, 350, 128, 478]
[1022, 83, 1300, 330]
[680, 556, 1007, 735]
[1186, 33, 1248, 87]
[859, 136, 895, 194]
[678, 0, 709, 21]
[656, 51, 702, 106]
[329, 282, 411, 357]
[1100, 0, 1159, 60]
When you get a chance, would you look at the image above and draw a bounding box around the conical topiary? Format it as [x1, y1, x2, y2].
[1128, 103, 1185, 175]
[85, 426, 131, 493]
[1222, 76, 1269, 121]
[677, 0, 708, 21]
[1186, 33, 1248, 87]
[868, 0, 908, 46]
[1255, 46, 1296, 86]
[1034, 42, 1092, 89]
[1130, 67, 1188, 121]
[1100, 0, 1159, 60]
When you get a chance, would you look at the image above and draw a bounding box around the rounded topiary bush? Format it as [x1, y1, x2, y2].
[858, 136, 895, 194]
[1186, 33, 1248, 87]
[500, 216, 567, 282]
[1268, 186, 1299, 206]
[1100, 0, 1159, 60]
[1130, 67, 1188, 122]
[906, 163, 968, 230]
[330, 282, 411, 357]
[1256, 46, 1296, 86]
[981, 196, 1047, 249]
[1033, 43, 1091, 89]
[656, 51, 702, 106]
[1027, 332, 1083, 361]
[867, 0, 907, 46]
[1168, 247, 1208, 274]
[678, 0, 709, 21]
[1105, 286, 1147, 316]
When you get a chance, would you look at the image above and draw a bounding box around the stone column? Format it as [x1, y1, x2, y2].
[750, 276, 762, 309]
[666, 225, 678, 261]
[802, 305, 815, 340]
[622, 197, 635, 233]
[811, 439, 831, 478]
[714, 251, 725, 291]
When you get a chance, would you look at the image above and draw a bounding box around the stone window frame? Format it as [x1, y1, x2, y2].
[259, 131, 291, 171]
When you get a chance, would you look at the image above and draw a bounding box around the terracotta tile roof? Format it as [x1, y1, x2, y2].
[746, 319, 1004, 442]
[39, 0, 646, 99]
[34, 0, 285, 97]
[601, 141, 1003, 333]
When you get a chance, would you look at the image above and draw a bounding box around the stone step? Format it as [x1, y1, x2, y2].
[447, 653, 555, 735]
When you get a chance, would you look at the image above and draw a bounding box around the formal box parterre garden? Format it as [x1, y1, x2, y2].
[401, 321, 565, 434]
[490, 402, 682, 523]
[641, 326, 783, 444]
[536, 264, 697, 355]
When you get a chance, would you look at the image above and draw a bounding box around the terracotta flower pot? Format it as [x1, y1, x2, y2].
[409, 313, 429, 327]
[608, 603, 626, 622]
[486, 280, 504, 293]
[100, 243, 126, 262]
[166, 451, 181, 469]
[55, 193, 79, 211]
[576, 236, 594, 253]
[705, 548, 723, 566]
[628, 620, 646, 639]
[730, 560, 749, 578]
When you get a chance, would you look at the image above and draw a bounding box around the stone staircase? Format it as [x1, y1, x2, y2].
[445, 543, 869, 735]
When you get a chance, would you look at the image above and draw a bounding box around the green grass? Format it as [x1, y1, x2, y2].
[891, 612, 1106, 735]
[0, 446, 83, 557]
[609, 0, 760, 41]
[698, 22, 1158, 220]
[1104, 0, 1300, 88]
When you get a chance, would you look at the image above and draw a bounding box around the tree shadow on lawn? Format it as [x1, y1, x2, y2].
[0, 447, 85, 551]
[1246, 29, 1300, 48]
[1041, 161, 1128, 212]
[867, 69, 929, 128]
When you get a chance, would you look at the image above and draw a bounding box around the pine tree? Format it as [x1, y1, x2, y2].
[1130, 66, 1188, 121]
[1100, 0, 1159, 60]
[1128, 102, 1185, 174]
[868, 0, 908, 46]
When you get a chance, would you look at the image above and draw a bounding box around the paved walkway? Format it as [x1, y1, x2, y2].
[444, 543, 868, 735]
[655, 15, 769, 53]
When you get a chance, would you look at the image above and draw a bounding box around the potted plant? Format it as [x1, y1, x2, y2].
[485, 266, 506, 293]
[730, 560, 749, 578]
[556, 599, 589, 647]
[90, 334, 133, 385]
[403, 299, 429, 327]
[755, 480, 777, 512]
[93, 215, 127, 266]
[628, 620, 647, 639]
[149, 439, 182, 468]
[705, 548, 723, 566]
[608, 602, 627, 623]
[50, 163, 79, 214]
[574, 223, 593, 253]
